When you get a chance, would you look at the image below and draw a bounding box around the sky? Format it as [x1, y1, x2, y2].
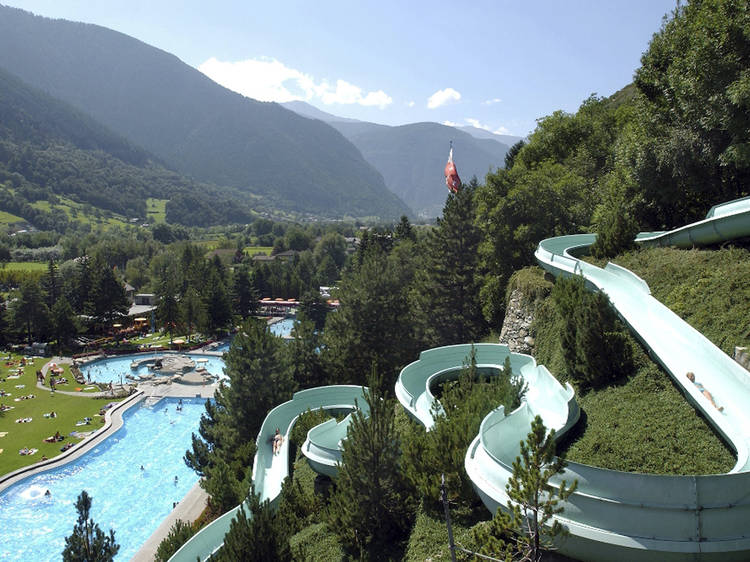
[4, 0, 676, 136]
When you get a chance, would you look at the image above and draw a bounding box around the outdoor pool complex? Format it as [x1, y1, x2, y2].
[0, 397, 207, 561]
[79, 353, 226, 385]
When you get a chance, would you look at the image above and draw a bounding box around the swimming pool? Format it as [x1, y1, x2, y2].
[270, 318, 295, 338]
[0, 398, 206, 561]
[79, 353, 226, 385]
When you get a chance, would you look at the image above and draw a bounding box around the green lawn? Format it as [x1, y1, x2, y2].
[243, 246, 273, 256]
[146, 198, 167, 223]
[0, 355, 120, 476]
[30, 196, 132, 229]
[0, 210, 25, 225]
[3, 262, 48, 272]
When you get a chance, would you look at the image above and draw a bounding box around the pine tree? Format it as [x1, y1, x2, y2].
[473, 416, 576, 562]
[217, 486, 286, 561]
[411, 180, 485, 348]
[156, 280, 180, 344]
[62, 491, 120, 562]
[326, 370, 413, 560]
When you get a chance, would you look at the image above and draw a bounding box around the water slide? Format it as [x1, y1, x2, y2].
[172, 197, 750, 561]
[169, 386, 367, 561]
[464, 196, 750, 561]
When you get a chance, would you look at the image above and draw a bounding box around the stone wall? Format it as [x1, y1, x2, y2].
[499, 288, 537, 355]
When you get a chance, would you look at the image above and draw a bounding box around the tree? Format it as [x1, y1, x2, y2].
[42, 258, 59, 310]
[52, 296, 78, 351]
[322, 248, 417, 386]
[201, 269, 232, 338]
[154, 520, 195, 562]
[156, 280, 180, 344]
[504, 139, 526, 170]
[632, 0, 750, 228]
[393, 215, 415, 243]
[62, 490, 120, 562]
[10, 279, 50, 344]
[472, 416, 577, 562]
[87, 256, 128, 324]
[403, 346, 524, 508]
[231, 265, 258, 319]
[217, 485, 286, 562]
[180, 286, 205, 342]
[326, 370, 413, 560]
[552, 276, 632, 389]
[411, 180, 486, 347]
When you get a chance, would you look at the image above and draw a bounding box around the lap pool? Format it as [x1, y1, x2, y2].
[0, 397, 207, 561]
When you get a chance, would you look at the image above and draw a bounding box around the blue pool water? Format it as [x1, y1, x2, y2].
[79, 353, 226, 385]
[270, 318, 295, 338]
[0, 398, 207, 561]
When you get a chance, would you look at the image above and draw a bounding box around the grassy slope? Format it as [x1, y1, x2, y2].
[532, 244, 750, 474]
[0, 355, 119, 475]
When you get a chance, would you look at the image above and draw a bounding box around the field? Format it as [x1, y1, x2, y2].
[0, 355, 120, 475]
[2, 262, 48, 273]
[0, 210, 25, 225]
[146, 198, 167, 223]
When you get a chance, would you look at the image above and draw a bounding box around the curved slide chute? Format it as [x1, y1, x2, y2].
[173, 197, 750, 561]
[170, 385, 366, 562]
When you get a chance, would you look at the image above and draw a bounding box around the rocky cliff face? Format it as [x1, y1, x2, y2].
[499, 288, 538, 355]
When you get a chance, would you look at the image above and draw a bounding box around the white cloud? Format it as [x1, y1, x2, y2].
[427, 87, 461, 109]
[198, 56, 393, 109]
[482, 97, 502, 105]
[407, 100, 415, 107]
[444, 118, 512, 135]
[465, 118, 491, 131]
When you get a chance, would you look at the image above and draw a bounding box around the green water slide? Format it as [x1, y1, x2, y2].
[172, 197, 750, 561]
[169, 385, 366, 562]
[463, 196, 750, 561]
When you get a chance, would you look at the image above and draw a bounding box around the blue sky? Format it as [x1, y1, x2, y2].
[5, 0, 675, 136]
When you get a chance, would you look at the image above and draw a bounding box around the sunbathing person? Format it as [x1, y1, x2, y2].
[272, 428, 283, 455]
[686, 372, 724, 412]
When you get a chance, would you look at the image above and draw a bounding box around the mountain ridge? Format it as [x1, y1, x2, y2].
[0, 5, 410, 220]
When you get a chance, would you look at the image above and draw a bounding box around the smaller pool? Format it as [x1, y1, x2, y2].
[270, 318, 295, 338]
[79, 354, 225, 385]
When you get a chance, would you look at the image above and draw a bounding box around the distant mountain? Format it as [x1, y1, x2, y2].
[0, 65, 257, 228]
[281, 101, 363, 124]
[281, 102, 509, 217]
[456, 126, 524, 147]
[334, 122, 508, 217]
[0, 6, 410, 220]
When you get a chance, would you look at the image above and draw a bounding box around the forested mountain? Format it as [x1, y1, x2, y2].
[0, 65, 256, 228]
[0, 5, 409, 220]
[282, 101, 512, 217]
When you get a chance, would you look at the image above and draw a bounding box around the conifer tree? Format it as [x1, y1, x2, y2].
[411, 179, 485, 348]
[218, 486, 285, 561]
[62, 491, 120, 562]
[326, 370, 413, 560]
[473, 416, 576, 562]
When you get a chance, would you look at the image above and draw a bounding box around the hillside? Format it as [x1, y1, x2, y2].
[0, 65, 256, 228]
[0, 6, 410, 220]
[282, 101, 511, 217]
[333, 122, 509, 217]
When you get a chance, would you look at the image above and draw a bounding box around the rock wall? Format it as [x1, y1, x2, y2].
[499, 288, 537, 355]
